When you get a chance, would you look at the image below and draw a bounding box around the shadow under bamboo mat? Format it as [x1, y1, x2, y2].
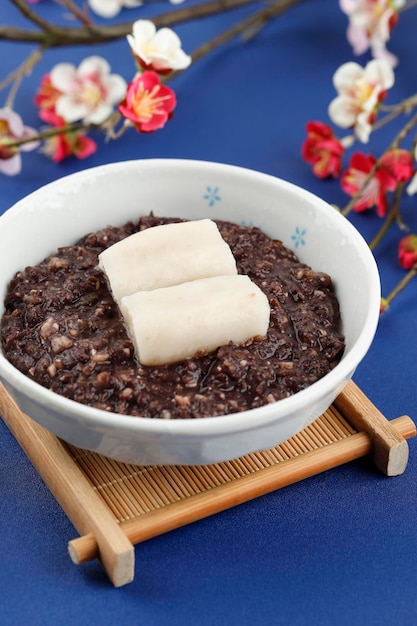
[0, 380, 415, 587]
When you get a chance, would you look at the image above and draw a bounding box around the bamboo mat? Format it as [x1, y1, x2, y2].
[0, 380, 415, 587]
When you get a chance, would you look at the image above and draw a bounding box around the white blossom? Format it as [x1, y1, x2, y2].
[127, 20, 192, 72]
[328, 59, 394, 143]
[50, 56, 127, 124]
[88, 0, 143, 19]
[0, 108, 39, 176]
[340, 0, 405, 67]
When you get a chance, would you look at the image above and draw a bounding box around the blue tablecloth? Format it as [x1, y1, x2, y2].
[1, 1, 416, 624]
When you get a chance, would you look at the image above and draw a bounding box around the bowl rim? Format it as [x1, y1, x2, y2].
[0, 158, 381, 438]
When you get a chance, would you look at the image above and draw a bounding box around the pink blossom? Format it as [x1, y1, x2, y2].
[118, 71, 176, 132]
[127, 20, 191, 73]
[34, 74, 62, 120]
[340, 0, 404, 67]
[328, 59, 394, 143]
[40, 110, 97, 163]
[398, 234, 417, 270]
[0, 108, 39, 176]
[340, 149, 413, 216]
[49, 56, 127, 124]
[302, 121, 345, 179]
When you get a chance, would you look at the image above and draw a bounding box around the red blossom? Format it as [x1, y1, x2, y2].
[39, 109, 62, 126]
[398, 234, 417, 270]
[341, 149, 413, 217]
[379, 148, 414, 184]
[302, 121, 345, 179]
[34, 74, 62, 119]
[49, 131, 96, 163]
[118, 71, 176, 133]
[40, 110, 96, 163]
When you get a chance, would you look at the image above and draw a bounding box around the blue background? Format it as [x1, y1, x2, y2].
[1, 1, 417, 624]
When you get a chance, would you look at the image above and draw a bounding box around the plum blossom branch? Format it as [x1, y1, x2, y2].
[0, 0, 304, 144]
[302, 1, 417, 312]
[2, 0, 305, 152]
[3, 119, 99, 148]
[1, 0, 281, 47]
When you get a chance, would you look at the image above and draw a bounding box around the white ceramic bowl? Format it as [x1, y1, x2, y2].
[0, 159, 380, 465]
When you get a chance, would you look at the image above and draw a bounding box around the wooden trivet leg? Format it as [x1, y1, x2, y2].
[334, 380, 410, 476]
[0, 383, 134, 587]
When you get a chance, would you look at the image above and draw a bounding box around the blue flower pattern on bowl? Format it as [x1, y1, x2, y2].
[291, 227, 307, 248]
[204, 185, 221, 207]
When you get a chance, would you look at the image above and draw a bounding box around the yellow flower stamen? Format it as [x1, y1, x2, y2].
[131, 83, 170, 122]
[80, 81, 105, 109]
[0, 119, 10, 141]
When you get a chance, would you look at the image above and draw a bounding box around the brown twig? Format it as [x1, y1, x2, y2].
[1, 0, 262, 47]
[52, 0, 96, 31]
[375, 95, 417, 133]
[368, 184, 406, 251]
[0, 46, 44, 95]
[190, 0, 305, 63]
[4, 121, 100, 147]
[382, 265, 417, 311]
[11, 0, 56, 33]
